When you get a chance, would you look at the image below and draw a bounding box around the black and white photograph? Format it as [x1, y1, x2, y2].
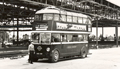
[0, 0, 120, 69]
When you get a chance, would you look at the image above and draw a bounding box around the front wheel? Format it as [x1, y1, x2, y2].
[49, 49, 59, 63]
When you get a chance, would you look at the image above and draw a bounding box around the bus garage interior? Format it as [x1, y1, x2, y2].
[0, 0, 120, 50]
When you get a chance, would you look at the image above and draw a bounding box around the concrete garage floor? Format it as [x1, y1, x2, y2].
[0, 47, 120, 69]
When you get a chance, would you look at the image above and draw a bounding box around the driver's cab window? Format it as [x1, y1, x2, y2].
[31, 33, 40, 43]
[31, 32, 51, 44]
[41, 33, 51, 43]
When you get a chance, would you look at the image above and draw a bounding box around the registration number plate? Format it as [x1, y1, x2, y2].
[36, 53, 42, 55]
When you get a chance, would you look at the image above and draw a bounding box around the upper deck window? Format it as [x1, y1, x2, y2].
[60, 15, 66, 22]
[83, 18, 87, 24]
[78, 17, 83, 24]
[87, 19, 91, 24]
[67, 15, 72, 22]
[73, 16, 77, 23]
[43, 14, 53, 20]
[88, 25, 92, 32]
[54, 14, 59, 21]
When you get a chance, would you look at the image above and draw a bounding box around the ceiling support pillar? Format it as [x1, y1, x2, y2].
[96, 18, 99, 49]
[17, 17, 19, 46]
[115, 22, 119, 47]
[101, 26, 104, 41]
[102, 27, 104, 36]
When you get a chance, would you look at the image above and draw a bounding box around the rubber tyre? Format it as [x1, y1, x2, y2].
[49, 49, 59, 63]
[80, 46, 87, 58]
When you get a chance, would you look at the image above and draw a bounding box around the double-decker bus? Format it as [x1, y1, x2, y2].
[31, 6, 92, 62]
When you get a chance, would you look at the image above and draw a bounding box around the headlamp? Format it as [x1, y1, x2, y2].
[46, 47, 50, 52]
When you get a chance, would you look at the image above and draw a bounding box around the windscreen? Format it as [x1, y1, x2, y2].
[31, 32, 51, 44]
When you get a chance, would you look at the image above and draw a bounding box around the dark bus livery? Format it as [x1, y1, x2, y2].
[31, 6, 92, 62]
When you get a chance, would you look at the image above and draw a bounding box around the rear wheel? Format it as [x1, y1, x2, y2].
[80, 46, 87, 58]
[49, 49, 59, 63]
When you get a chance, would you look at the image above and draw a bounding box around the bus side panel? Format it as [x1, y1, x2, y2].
[59, 43, 88, 57]
[50, 44, 63, 58]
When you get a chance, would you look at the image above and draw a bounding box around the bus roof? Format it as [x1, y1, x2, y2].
[35, 7, 88, 18]
[31, 31, 91, 34]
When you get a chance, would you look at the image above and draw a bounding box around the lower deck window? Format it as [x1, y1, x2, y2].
[62, 34, 88, 42]
[31, 32, 88, 44]
[51, 34, 61, 42]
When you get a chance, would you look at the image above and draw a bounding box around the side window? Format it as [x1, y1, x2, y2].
[54, 14, 59, 21]
[85, 18, 90, 24]
[78, 35, 84, 41]
[59, 34, 88, 42]
[83, 18, 87, 24]
[78, 17, 83, 24]
[73, 16, 77, 23]
[61, 34, 67, 42]
[67, 15, 72, 22]
[88, 25, 92, 32]
[72, 35, 79, 42]
[51, 34, 61, 42]
[88, 19, 91, 24]
[60, 15, 66, 22]
[67, 35, 73, 42]
[84, 35, 88, 41]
